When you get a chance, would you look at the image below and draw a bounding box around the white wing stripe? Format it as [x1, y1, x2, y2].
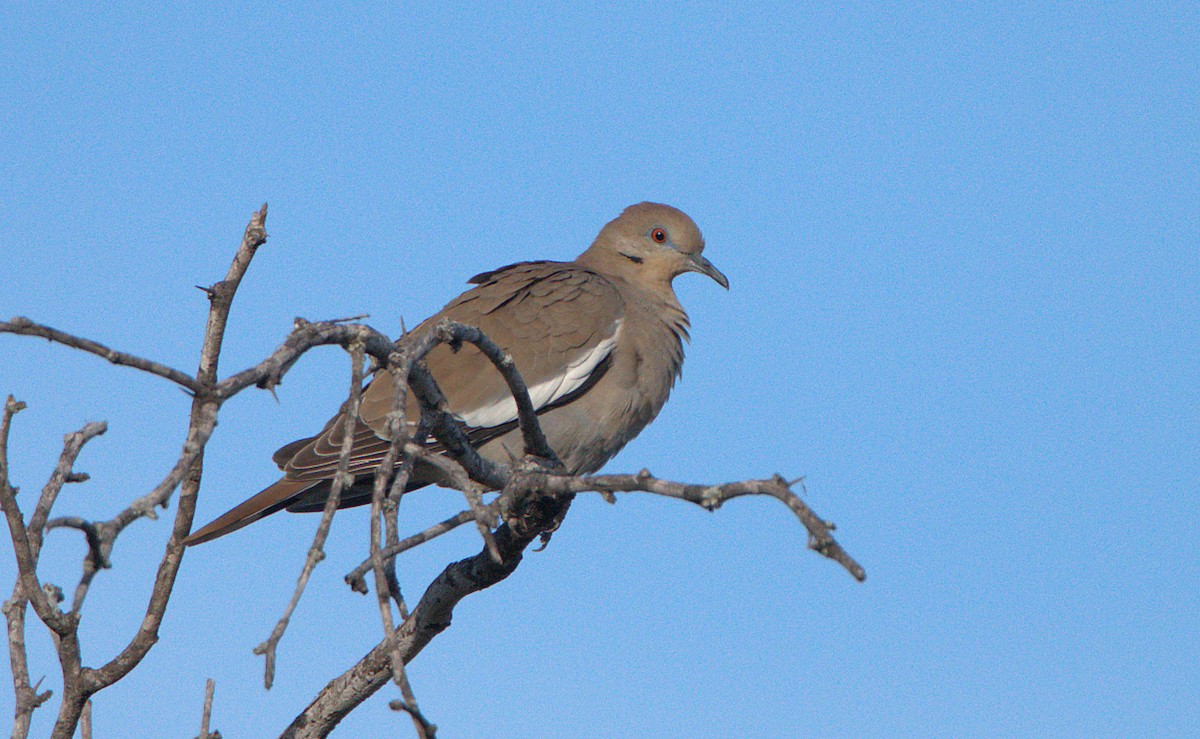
[458, 320, 621, 428]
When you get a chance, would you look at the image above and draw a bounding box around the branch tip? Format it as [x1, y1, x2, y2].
[326, 313, 371, 324]
[6, 395, 28, 414]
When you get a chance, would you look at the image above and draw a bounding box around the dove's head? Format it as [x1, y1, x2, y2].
[580, 202, 729, 290]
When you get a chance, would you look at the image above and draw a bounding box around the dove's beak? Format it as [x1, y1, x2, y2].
[685, 254, 729, 289]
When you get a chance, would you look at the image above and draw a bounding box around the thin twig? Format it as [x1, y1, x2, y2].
[0, 396, 27, 486]
[29, 422, 107, 558]
[213, 319, 396, 400]
[284, 487, 572, 738]
[389, 691, 437, 739]
[543, 471, 866, 582]
[366, 351, 436, 738]
[345, 509, 479, 593]
[382, 429, 419, 618]
[198, 678, 216, 739]
[255, 336, 367, 689]
[2, 396, 53, 739]
[0, 319, 202, 393]
[404, 360, 509, 489]
[44, 517, 109, 614]
[461, 483, 501, 564]
[76, 204, 269, 721]
[0, 443, 77, 635]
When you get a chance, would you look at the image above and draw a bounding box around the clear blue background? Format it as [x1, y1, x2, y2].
[2, 3, 1197, 736]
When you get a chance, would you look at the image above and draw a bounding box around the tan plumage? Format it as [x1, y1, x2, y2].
[185, 202, 727, 545]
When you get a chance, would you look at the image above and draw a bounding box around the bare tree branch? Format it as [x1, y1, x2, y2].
[0, 420, 81, 635]
[364, 348, 435, 738]
[0, 318, 202, 393]
[42, 517, 108, 614]
[255, 337, 368, 689]
[345, 509, 479, 593]
[29, 422, 108, 557]
[0, 398, 102, 739]
[2, 588, 52, 739]
[282, 478, 571, 738]
[51, 204, 270, 738]
[292, 472, 863, 735]
[548, 471, 865, 582]
[2, 398, 52, 739]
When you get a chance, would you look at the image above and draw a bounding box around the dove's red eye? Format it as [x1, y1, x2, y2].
[650, 228, 667, 243]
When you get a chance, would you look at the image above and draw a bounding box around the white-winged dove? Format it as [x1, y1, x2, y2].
[185, 202, 727, 545]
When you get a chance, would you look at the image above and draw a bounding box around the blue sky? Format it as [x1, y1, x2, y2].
[2, 3, 1197, 736]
